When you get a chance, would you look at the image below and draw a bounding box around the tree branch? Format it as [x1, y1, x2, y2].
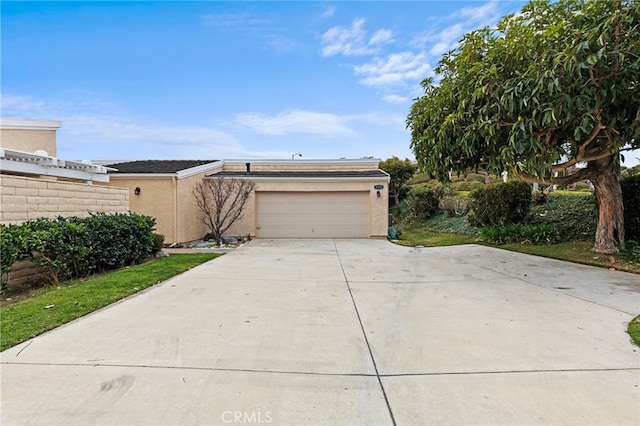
[520, 166, 592, 185]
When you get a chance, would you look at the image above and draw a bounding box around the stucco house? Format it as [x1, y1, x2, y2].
[102, 158, 390, 244]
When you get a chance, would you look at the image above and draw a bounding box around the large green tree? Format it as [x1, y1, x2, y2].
[407, 0, 639, 253]
[379, 156, 417, 207]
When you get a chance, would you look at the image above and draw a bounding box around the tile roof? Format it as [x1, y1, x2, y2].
[211, 170, 388, 178]
[106, 160, 218, 174]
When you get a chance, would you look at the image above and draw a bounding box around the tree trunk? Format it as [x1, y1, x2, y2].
[589, 156, 625, 253]
[390, 183, 400, 208]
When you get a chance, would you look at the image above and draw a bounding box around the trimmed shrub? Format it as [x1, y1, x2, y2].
[151, 233, 165, 254]
[0, 224, 30, 289]
[469, 181, 533, 227]
[622, 174, 640, 242]
[451, 180, 484, 192]
[407, 185, 443, 220]
[528, 193, 597, 242]
[0, 213, 159, 287]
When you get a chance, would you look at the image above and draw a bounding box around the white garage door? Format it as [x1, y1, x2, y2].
[256, 191, 369, 239]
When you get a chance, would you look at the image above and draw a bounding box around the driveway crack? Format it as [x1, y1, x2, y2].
[333, 240, 396, 426]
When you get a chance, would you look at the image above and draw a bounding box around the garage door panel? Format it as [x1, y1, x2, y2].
[256, 192, 369, 239]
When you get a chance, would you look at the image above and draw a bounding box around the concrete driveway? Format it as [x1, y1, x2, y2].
[2, 239, 639, 425]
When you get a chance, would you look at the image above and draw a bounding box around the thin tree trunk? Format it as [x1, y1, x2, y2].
[589, 156, 625, 253]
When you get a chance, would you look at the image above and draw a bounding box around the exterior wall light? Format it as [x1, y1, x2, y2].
[134, 187, 141, 195]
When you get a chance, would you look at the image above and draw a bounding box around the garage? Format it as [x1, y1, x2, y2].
[256, 191, 369, 239]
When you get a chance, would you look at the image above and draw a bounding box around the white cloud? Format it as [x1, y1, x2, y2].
[410, 1, 504, 58]
[354, 51, 431, 87]
[369, 29, 394, 46]
[234, 109, 355, 137]
[320, 5, 336, 18]
[455, 0, 502, 26]
[321, 18, 392, 57]
[382, 94, 410, 105]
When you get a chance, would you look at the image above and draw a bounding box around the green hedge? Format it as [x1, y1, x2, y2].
[622, 174, 640, 242]
[469, 181, 533, 227]
[0, 213, 161, 287]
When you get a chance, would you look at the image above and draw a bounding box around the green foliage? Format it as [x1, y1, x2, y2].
[418, 212, 479, 235]
[621, 174, 640, 241]
[379, 157, 417, 207]
[0, 213, 160, 287]
[0, 224, 29, 289]
[478, 224, 559, 245]
[408, 0, 640, 182]
[407, 185, 442, 221]
[528, 193, 598, 242]
[469, 181, 533, 227]
[82, 212, 156, 270]
[450, 180, 484, 192]
[439, 195, 470, 217]
[151, 233, 165, 255]
[628, 316, 640, 348]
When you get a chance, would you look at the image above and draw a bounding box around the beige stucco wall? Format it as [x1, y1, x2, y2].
[0, 175, 129, 224]
[225, 179, 389, 239]
[0, 117, 60, 155]
[104, 173, 208, 244]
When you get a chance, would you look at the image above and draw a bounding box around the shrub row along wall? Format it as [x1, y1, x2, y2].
[0, 174, 130, 287]
[1, 213, 162, 288]
[0, 175, 129, 224]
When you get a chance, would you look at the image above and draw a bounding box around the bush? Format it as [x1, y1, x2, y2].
[151, 233, 165, 254]
[440, 195, 470, 217]
[451, 180, 484, 192]
[0, 224, 30, 289]
[469, 181, 533, 227]
[478, 223, 558, 244]
[622, 174, 640, 242]
[82, 212, 156, 270]
[0, 213, 158, 286]
[528, 193, 598, 242]
[407, 185, 443, 221]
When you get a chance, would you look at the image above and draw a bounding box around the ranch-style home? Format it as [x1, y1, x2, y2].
[1, 117, 390, 245]
[102, 159, 390, 244]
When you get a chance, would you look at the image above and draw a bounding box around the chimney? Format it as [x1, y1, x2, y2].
[246, 162, 251, 175]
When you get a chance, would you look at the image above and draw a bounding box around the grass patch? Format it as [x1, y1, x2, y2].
[628, 316, 640, 347]
[0, 253, 220, 351]
[395, 225, 476, 247]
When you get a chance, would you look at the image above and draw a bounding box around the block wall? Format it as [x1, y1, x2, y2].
[0, 175, 129, 224]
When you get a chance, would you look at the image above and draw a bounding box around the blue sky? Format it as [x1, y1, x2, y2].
[2, 1, 638, 166]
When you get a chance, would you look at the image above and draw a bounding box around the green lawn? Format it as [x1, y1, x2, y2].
[0, 253, 220, 351]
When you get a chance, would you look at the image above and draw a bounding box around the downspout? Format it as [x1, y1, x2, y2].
[172, 175, 178, 244]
